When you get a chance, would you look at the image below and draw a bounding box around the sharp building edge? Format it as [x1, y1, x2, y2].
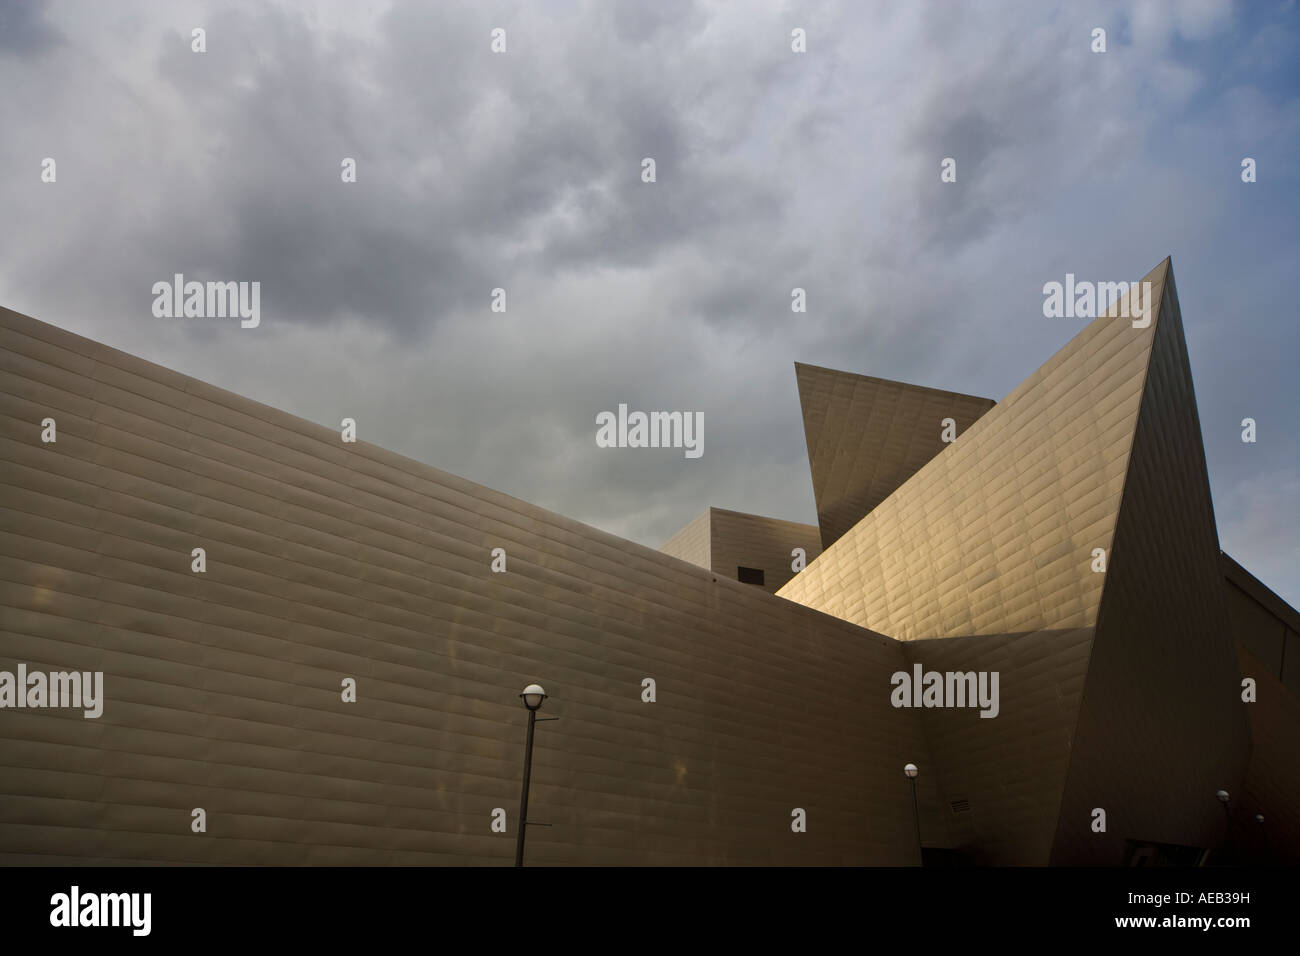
[1, 256, 1296, 865]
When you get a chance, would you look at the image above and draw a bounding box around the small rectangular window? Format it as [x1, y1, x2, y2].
[737, 566, 765, 586]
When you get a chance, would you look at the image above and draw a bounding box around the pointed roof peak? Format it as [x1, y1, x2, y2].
[793, 361, 992, 405]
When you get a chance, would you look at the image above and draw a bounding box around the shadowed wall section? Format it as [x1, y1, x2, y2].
[899, 628, 1093, 864]
[1222, 556, 1300, 862]
[1049, 270, 1251, 864]
[1235, 645, 1300, 864]
[1223, 552, 1300, 698]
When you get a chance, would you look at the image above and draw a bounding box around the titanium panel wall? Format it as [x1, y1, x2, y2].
[1285, 630, 1300, 699]
[795, 364, 994, 550]
[779, 261, 1170, 642]
[0, 306, 937, 866]
[660, 508, 822, 595]
[1222, 551, 1300, 697]
[658, 510, 710, 571]
[1236, 645, 1300, 864]
[1050, 271, 1252, 864]
[707, 508, 821, 595]
[899, 627, 1093, 864]
[1225, 579, 1287, 679]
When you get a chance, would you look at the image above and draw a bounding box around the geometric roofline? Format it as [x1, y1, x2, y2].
[780, 257, 1174, 640]
[1, 254, 1296, 867]
[795, 362, 996, 549]
[1222, 550, 1300, 634]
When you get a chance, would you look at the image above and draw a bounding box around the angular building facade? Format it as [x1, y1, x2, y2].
[0, 304, 931, 866]
[660, 507, 821, 595]
[780, 259, 1256, 864]
[0, 257, 1296, 865]
[794, 363, 995, 550]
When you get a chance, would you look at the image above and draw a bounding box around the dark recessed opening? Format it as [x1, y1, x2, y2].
[737, 566, 765, 586]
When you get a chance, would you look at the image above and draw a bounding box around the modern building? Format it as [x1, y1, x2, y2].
[660, 507, 821, 595]
[0, 257, 1295, 865]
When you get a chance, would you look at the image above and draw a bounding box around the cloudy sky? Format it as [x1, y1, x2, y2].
[2, 0, 1297, 606]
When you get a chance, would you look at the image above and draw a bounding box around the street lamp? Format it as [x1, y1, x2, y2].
[515, 683, 547, 867]
[904, 763, 921, 864]
[521, 684, 546, 711]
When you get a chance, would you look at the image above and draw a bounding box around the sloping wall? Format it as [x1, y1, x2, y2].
[0, 305, 934, 865]
[780, 262, 1167, 643]
[1050, 269, 1251, 864]
[658, 509, 711, 570]
[1223, 551, 1300, 698]
[795, 363, 994, 550]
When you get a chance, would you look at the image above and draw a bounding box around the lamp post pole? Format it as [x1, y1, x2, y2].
[904, 763, 922, 865]
[515, 683, 547, 868]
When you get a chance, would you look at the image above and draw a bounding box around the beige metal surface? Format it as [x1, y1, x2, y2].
[1049, 270, 1252, 864]
[661, 507, 821, 595]
[780, 261, 1170, 643]
[709, 508, 821, 595]
[659, 510, 711, 570]
[0, 305, 937, 865]
[900, 627, 1093, 864]
[1, 251, 1296, 866]
[780, 259, 1271, 864]
[795, 364, 994, 550]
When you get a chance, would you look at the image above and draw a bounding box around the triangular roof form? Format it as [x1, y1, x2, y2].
[780, 260, 1171, 642]
[1049, 265, 1251, 862]
[781, 258, 1256, 864]
[795, 364, 995, 550]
